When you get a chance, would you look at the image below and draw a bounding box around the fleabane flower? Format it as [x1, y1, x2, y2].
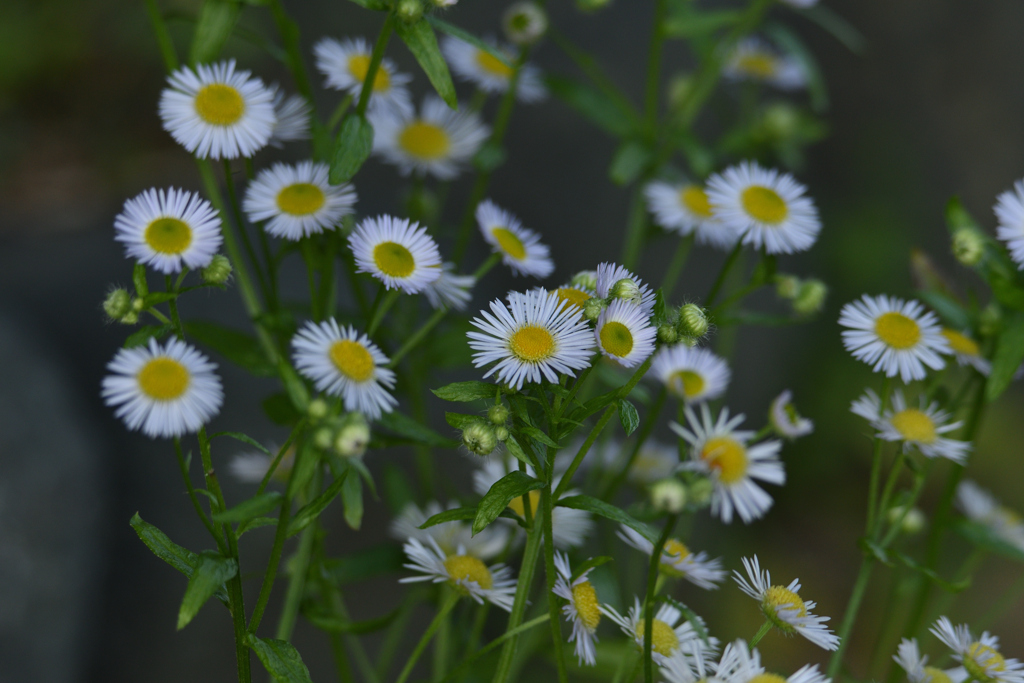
[102, 338, 223, 438]
[994, 179, 1024, 269]
[243, 161, 356, 240]
[955, 480, 1024, 553]
[601, 598, 707, 665]
[390, 500, 510, 560]
[114, 188, 222, 274]
[618, 525, 726, 590]
[769, 390, 813, 439]
[652, 345, 731, 404]
[723, 37, 806, 91]
[941, 328, 991, 375]
[661, 638, 734, 683]
[424, 262, 475, 311]
[839, 294, 950, 382]
[441, 36, 546, 103]
[596, 300, 657, 368]
[313, 37, 413, 116]
[894, 637, 968, 683]
[400, 537, 516, 610]
[370, 96, 489, 179]
[159, 60, 276, 159]
[467, 289, 595, 390]
[850, 389, 969, 464]
[348, 215, 442, 294]
[930, 617, 1024, 683]
[477, 199, 554, 278]
[714, 640, 766, 683]
[733, 556, 840, 651]
[645, 180, 738, 249]
[595, 262, 656, 315]
[672, 405, 785, 524]
[706, 161, 821, 254]
[290, 319, 397, 419]
[268, 84, 311, 146]
[743, 666, 833, 683]
[552, 552, 603, 666]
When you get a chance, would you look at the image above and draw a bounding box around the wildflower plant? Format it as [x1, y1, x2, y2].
[98, 0, 1024, 682]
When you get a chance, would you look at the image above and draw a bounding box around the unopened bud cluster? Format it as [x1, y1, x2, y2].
[309, 402, 370, 458]
[775, 274, 827, 316]
[104, 288, 135, 324]
[464, 404, 512, 456]
[396, 0, 423, 22]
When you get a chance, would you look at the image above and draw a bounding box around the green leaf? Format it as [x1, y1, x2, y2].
[618, 399, 639, 436]
[212, 491, 283, 524]
[237, 516, 278, 537]
[262, 392, 302, 426]
[346, 0, 389, 8]
[177, 551, 238, 630]
[953, 519, 1024, 563]
[378, 410, 458, 447]
[143, 292, 178, 306]
[330, 114, 374, 184]
[891, 550, 970, 593]
[432, 381, 498, 402]
[916, 289, 971, 331]
[189, 0, 240, 64]
[305, 606, 402, 634]
[546, 75, 637, 138]
[124, 324, 174, 349]
[133, 263, 149, 297]
[248, 635, 314, 683]
[520, 426, 559, 449]
[210, 431, 272, 457]
[288, 472, 348, 536]
[129, 513, 228, 604]
[609, 141, 652, 186]
[420, 505, 477, 528]
[427, 16, 513, 69]
[184, 320, 275, 376]
[445, 412, 481, 430]
[503, 433, 530, 465]
[556, 494, 657, 544]
[664, 9, 741, 38]
[342, 470, 363, 530]
[987, 314, 1024, 402]
[800, 4, 867, 54]
[571, 555, 613, 582]
[395, 19, 457, 108]
[473, 471, 544, 534]
[286, 443, 320, 499]
[325, 544, 405, 585]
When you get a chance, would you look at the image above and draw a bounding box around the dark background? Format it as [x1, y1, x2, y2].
[1, 0, 1023, 681]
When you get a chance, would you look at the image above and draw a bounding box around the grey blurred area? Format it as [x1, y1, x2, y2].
[2, 0, 1024, 681]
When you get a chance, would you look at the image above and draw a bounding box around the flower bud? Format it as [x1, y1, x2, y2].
[335, 415, 370, 458]
[396, 0, 423, 22]
[462, 422, 497, 456]
[103, 288, 133, 321]
[582, 298, 607, 322]
[793, 279, 828, 316]
[657, 324, 678, 345]
[313, 427, 334, 450]
[494, 426, 510, 442]
[503, 2, 548, 45]
[979, 303, 1001, 337]
[650, 478, 687, 514]
[887, 505, 926, 535]
[307, 398, 329, 421]
[488, 404, 510, 425]
[202, 254, 232, 285]
[762, 102, 801, 141]
[121, 310, 139, 325]
[952, 228, 985, 266]
[131, 297, 146, 312]
[610, 278, 641, 304]
[687, 477, 714, 507]
[570, 270, 598, 291]
[677, 303, 708, 338]
[775, 274, 801, 300]
[576, 0, 612, 11]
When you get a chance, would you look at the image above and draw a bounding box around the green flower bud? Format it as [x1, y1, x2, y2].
[429, 0, 456, 6]
[335, 415, 370, 458]
[610, 278, 641, 304]
[952, 228, 985, 266]
[570, 270, 598, 291]
[503, 2, 547, 45]
[121, 310, 139, 325]
[762, 102, 801, 140]
[103, 288, 133, 321]
[887, 505, 926, 535]
[582, 298, 607, 322]
[687, 477, 714, 507]
[307, 398, 329, 421]
[793, 279, 828, 316]
[494, 426, 510, 442]
[202, 254, 232, 285]
[396, 0, 423, 22]
[657, 324, 678, 345]
[131, 297, 146, 312]
[677, 303, 708, 338]
[462, 422, 497, 456]
[775, 274, 801, 300]
[313, 427, 334, 450]
[979, 303, 1001, 337]
[650, 478, 687, 514]
[488, 404, 510, 425]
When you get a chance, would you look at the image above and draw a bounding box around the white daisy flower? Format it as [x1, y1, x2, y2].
[390, 500, 510, 561]
[159, 60, 276, 159]
[602, 598, 708, 665]
[441, 36, 546, 103]
[651, 345, 731, 404]
[370, 96, 490, 180]
[467, 289, 595, 390]
[596, 300, 657, 369]
[400, 537, 516, 611]
[101, 337, 223, 439]
[894, 637, 968, 683]
[930, 617, 1024, 683]
[268, 84, 311, 147]
[645, 180, 739, 249]
[348, 215, 442, 294]
[850, 389, 969, 464]
[229, 446, 294, 484]
[617, 525, 726, 590]
[661, 638, 729, 683]
[733, 556, 840, 651]
[994, 179, 1024, 269]
[769, 390, 813, 439]
[956, 480, 1024, 553]
[839, 294, 950, 383]
[424, 262, 475, 311]
[671, 405, 785, 524]
[313, 36, 413, 116]
[723, 37, 806, 91]
[713, 640, 766, 683]
[941, 329, 991, 375]
[705, 161, 821, 255]
[477, 199, 554, 279]
[290, 319, 397, 419]
[114, 187, 222, 274]
[746, 666, 832, 683]
[552, 552, 602, 666]
[243, 161, 357, 240]
[595, 262, 657, 316]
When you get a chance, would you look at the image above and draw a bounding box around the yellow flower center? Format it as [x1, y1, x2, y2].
[890, 409, 937, 444]
[509, 325, 555, 363]
[762, 585, 807, 633]
[736, 54, 778, 78]
[491, 227, 527, 260]
[276, 183, 325, 216]
[941, 329, 980, 357]
[966, 642, 1007, 683]
[507, 490, 540, 517]
[995, 506, 1023, 526]
[669, 370, 705, 398]
[329, 339, 375, 382]
[748, 674, 789, 683]
[475, 50, 513, 79]
[659, 538, 691, 578]
[874, 312, 921, 349]
[137, 357, 190, 400]
[571, 581, 602, 631]
[635, 619, 679, 657]
[443, 554, 492, 591]
[347, 54, 391, 91]
[923, 668, 954, 683]
[145, 217, 193, 255]
[600, 321, 634, 358]
[741, 186, 788, 224]
[555, 288, 591, 310]
[398, 121, 451, 160]
[700, 437, 748, 484]
[194, 83, 245, 126]
[372, 241, 416, 278]
[679, 185, 713, 218]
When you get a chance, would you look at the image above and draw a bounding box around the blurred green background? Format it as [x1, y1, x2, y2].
[1, 0, 1023, 681]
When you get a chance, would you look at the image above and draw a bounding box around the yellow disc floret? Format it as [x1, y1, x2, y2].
[491, 227, 527, 260]
[700, 437, 748, 484]
[874, 312, 921, 349]
[890, 409, 937, 444]
[137, 357, 191, 400]
[941, 329, 981, 357]
[748, 674, 788, 683]
[965, 642, 1007, 683]
[347, 54, 391, 91]
[475, 50, 514, 79]
[600, 321, 634, 357]
[922, 667, 954, 683]
[194, 83, 245, 125]
[680, 185, 714, 218]
[659, 539, 691, 577]
[571, 581, 602, 631]
[443, 554, 493, 593]
[741, 186, 788, 224]
[329, 339, 375, 382]
[276, 183, 326, 216]
[398, 121, 452, 160]
[736, 54, 778, 79]
[145, 217, 193, 255]
[762, 585, 807, 633]
[635, 619, 679, 657]
[509, 325, 555, 362]
[669, 370, 705, 398]
[555, 288, 591, 310]
[372, 241, 416, 278]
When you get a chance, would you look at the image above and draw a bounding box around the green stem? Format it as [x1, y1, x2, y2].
[865, 378, 894, 534]
[328, 94, 354, 130]
[749, 620, 773, 650]
[644, 516, 677, 683]
[661, 235, 694, 299]
[256, 426, 302, 495]
[367, 289, 400, 337]
[355, 14, 395, 117]
[473, 253, 501, 280]
[827, 555, 875, 679]
[622, 186, 650, 273]
[490, 519, 545, 683]
[704, 241, 743, 307]
[601, 387, 668, 500]
[267, 0, 316, 101]
[388, 308, 447, 368]
[165, 276, 186, 339]
[541, 486, 569, 683]
[643, 0, 668, 131]
[873, 451, 906, 541]
[439, 615, 549, 683]
[275, 513, 318, 641]
[174, 437, 224, 552]
[144, 0, 179, 70]
[301, 239, 321, 321]
[395, 591, 459, 683]
[223, 159, 271, 304]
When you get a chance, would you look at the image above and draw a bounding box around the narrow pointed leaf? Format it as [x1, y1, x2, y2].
[248, 635, 314, 683]
[342, 470, 363, 530]
[473, 471, 544, 534]
[520, 426, 559, 448]
[330, 114, 374, 184]
[288, 472, 348, 536]
[212, 491, 283, 524]
[556, 494, 657, 544]
[987, 314, 1024, 402]
[177, 551, 238, 629]
[379, 410, 458, 447]
[189, 0, 241, 65]
[395, 18, 457, 108]
[432, 381, 498, 402]
[618, 399, 639, 436]
[427, 16, 513, 68]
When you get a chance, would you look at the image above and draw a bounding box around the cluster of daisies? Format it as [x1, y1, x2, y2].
[894, 619, 1024, 683]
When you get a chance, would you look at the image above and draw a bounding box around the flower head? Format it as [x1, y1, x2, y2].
[994, 179, 1024, 269]
[723, 37, 806, 91]
[348, 215, 442, 294]
[930, 617, 1024, 683]
[114, 188, 222, 274]
[850, 389, 969, 463]
[595, 300, 657, 368]
[243, 161, 356, 240]
[441, 36, 546, 102]
[602, 597, 708, 665]
[424, 262, 475, 311]
[477, 200, 554, 279]
[595, 263, 656, 315]
[390, 501, 510, 560]
[956, 480, 1024, 553]
[769, 390, 813, 439]
[652, 345, 731, 404]
[314, 37, 413, 116]
[400, 537, 516, 610]
[268, 85, 311, 146]
[894, 637, 968, 683]
[618, 525, 726, 589]
[645, 180, 737, 249]
[552, 552, 602, 666]
[941, 328, 990, 376]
